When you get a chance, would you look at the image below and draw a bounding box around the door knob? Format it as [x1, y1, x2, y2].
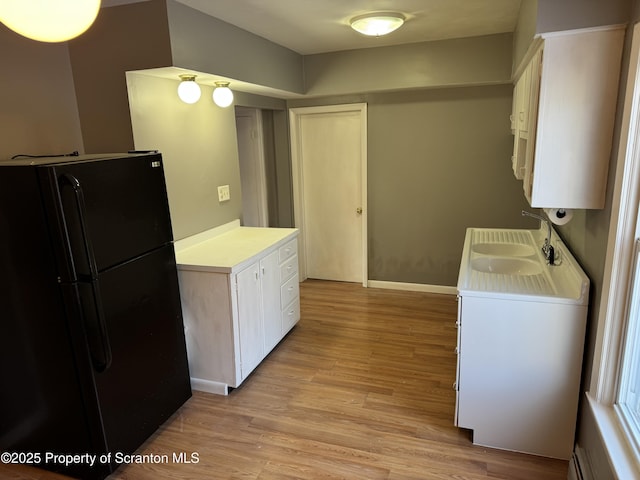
[356, 207, 363, 214]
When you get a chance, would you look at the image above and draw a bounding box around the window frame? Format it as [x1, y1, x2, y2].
[614, 239, 640, 460]
[589, 20, 640, 480]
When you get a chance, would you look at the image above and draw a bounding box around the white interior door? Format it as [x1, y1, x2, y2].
[290, 104, 367, 285]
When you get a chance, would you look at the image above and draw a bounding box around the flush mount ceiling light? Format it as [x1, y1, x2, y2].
[177, 74, 201, 104]
[0, 0, 101, 42]
[213, 82, 234, 108]
[350, 12, 405, 37]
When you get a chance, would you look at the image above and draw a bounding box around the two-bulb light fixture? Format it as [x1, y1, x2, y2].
[177, 75, 234, 108]
[0, 0, 101, 42]
[350, 12, 405, 37]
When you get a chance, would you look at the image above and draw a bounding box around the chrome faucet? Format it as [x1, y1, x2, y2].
[522, 210, 555, 265]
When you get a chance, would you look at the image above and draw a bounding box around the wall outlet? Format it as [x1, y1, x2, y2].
[217, 185, 230, 202]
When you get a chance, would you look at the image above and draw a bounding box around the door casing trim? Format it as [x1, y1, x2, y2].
[289, 103, 368, 286]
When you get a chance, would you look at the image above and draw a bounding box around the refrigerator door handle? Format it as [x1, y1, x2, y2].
[59, 173, 99, 279]
[60, 173, 112, 372]
[89, 278, 113, 372]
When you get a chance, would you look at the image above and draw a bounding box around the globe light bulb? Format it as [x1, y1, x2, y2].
[0, 0, 101, 42]
[213, 82, 234, 108]
[177, 75, 201, 104]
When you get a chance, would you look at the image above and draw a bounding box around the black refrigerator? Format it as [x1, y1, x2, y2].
[0, 152, 192, 479]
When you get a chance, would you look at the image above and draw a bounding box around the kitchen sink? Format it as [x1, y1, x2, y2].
[471, 243, 535, 257]
[470, 257, 542, 275]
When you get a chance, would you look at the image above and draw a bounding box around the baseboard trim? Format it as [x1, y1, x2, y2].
[570, 446, 591, 480]
[191, 377, 229, 396]
[568, 453, 582, 480]
[367, 280, 457, 295]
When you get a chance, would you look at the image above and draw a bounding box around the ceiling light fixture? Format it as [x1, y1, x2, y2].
[0, 0, 101, 43]
[350, 12, 405, 37]
[177, 74, 201, 104]
[213, 82, 234, 108]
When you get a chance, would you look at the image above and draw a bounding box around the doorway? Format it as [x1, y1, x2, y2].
[289, 103, 368, 286]
[235, 106, 268, 227]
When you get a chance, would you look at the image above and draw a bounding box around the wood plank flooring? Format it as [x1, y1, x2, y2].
[1, 279, 569, 479]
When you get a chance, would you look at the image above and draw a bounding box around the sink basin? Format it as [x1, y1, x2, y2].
[471, 257, 543, 275]
[472, 243, 536, 257]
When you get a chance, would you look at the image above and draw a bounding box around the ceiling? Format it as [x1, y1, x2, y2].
[171, 0, 523, 55]
[111, 0, 523, 99]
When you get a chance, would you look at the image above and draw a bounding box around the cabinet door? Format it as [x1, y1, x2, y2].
[511, 47, 541, 182]
[261, 250, 281, 352]
[236, 262, 264, 380]
[522, 47, 543, 203]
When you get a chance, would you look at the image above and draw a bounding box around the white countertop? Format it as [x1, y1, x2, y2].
[457, 227, 589, 304]
[175, 220, 298, 273]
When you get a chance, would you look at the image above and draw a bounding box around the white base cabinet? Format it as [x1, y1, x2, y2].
[455, 227, 589, 460]
[455, 295, 587, 459]
[175, 223, 299, 395]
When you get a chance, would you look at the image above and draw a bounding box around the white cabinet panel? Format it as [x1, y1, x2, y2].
[283, 298, 300, 334]
[261, 250, 282, 353]
[456, 296, 586, 459]
[279, 239, 297, 263]
[176, 227, 300, 394]
[280, 255, 298, 283]
[236, 262, 264, 380]
[281, 274, 300, 308]
[512, 26, 624, 209]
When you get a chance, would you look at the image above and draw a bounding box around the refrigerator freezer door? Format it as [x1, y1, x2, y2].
[42, 153, 174, 280]
[0, 167, 109, 479]
[86, 244, 191, 456]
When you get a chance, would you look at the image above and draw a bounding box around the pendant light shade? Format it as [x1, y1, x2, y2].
[350, 12, 405, 37]
[0, 0, 101, 42]
[177, 74, 201, 104]
[213, 82, 234, 108]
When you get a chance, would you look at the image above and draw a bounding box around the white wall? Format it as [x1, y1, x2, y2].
[126, 72, 243, 240]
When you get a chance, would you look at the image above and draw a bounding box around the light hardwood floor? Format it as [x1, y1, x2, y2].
[2, 279, 569, 479]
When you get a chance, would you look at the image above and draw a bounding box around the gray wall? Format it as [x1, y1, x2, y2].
[288, 83, 532, 286]
[288, 31, 532, 286]
[366, 86, 530, 285]
[166, 0, 304, 94]
[0, 24, 84, 160]
[304, 33, 513, 96]
[68, 0, 173, 153]
[537, 0, 631, 34]
[127, 73, 243, 240]
[512, 0, 538, 73]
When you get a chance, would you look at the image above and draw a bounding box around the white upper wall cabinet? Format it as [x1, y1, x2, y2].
[511, 26, 625, 209]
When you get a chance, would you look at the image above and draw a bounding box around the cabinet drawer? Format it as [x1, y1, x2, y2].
[280, 255, 298, 284]
[282, 297, 300, 333]
[279, 239, 297, 264]
[281, 274, 299, 307]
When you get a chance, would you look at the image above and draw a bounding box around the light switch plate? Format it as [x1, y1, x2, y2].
[218, 185, 230, 202]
